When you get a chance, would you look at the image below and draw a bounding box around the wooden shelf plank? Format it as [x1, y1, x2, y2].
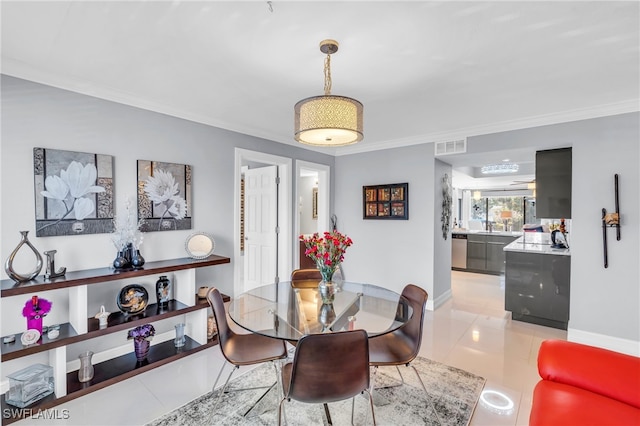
[1, 255, 230, 297]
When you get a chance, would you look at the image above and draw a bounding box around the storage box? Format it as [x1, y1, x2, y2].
[5, 364, 54, 407]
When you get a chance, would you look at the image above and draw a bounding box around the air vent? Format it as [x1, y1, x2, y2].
[435, 139, 467, 156]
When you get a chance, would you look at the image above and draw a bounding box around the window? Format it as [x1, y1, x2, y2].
[466, 195, 537, 232]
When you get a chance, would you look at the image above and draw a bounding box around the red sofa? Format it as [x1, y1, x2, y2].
[530, 339, 640, 426]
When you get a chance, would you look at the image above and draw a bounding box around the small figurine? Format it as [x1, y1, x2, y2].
[95, 305, 110, 328]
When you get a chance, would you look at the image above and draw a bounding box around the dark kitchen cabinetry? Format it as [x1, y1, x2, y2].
[465, 234, 518, 274]
[466, 235, 487, 271]
[536, 148, 572, 218]
[505, 251, 570, 330]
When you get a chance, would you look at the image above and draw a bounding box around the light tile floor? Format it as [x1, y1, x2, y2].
[15, 271, 566, 425]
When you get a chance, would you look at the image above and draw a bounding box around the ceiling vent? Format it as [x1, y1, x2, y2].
[435, 139, 467, 156]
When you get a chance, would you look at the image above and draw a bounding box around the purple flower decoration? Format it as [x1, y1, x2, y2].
[22, 296, 52, 318]
[127, 323, 155, 341]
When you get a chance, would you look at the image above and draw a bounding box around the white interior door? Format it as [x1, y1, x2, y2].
[243, 165, 278, 292]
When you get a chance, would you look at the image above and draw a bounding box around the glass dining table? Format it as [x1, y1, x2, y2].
[228, 280, 413, 341]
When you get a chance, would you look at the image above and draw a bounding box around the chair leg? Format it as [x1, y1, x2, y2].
[410, 364, 442, 425]
[210, 363, 238, 412]
[323, 403, 333, 425]
[364, 389, 377, 426]
[277, 397, 287, 426]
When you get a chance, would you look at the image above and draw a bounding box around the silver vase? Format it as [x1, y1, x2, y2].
[4, 231, 43, 282]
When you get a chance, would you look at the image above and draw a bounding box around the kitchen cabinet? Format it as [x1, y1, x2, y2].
[536, 147, 572, 218]
[465, 234, 518, 274]
[466, 235, 487, 271]
[505, 251, 570, 330]
[1, 255, 230, 424]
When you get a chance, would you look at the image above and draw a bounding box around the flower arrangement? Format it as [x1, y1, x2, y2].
[111, 198, 144, 251]
[22, 296, 52, 320]
[299, 231, 353, 282]
[127, 324, 155, 342]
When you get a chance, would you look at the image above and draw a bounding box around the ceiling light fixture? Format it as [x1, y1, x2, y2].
[294, 39, 363, 147]
[481, 164, 519, 174]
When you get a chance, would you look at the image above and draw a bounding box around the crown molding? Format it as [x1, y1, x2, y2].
[334, 99, 640, 156]
[3, 62, 637, 158]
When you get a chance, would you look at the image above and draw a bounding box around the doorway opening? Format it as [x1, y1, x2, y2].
[295, 160, 331, 269]
[234, 148, 292, 296]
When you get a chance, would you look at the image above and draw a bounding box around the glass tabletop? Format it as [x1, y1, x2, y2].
[228, 281, 413, 341]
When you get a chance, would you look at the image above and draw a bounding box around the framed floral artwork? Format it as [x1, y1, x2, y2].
[34, 147, 114, 237]
[363, 183, 409, 220]
[137, 160, 192, 232]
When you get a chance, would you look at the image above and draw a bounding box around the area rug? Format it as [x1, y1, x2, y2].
[147, 356, 485, 426]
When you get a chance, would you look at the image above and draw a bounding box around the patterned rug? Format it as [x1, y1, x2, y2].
[147, 356, 485, 426]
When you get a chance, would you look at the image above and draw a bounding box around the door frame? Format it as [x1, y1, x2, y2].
[295, 160, 331, 268]
[234, 148, 292, 296]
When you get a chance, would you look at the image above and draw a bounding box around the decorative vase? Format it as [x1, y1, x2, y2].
[26, 316, 43, 335]
[78, 351, 94, 383]
[156, 276, 171, 308]
[318, 303, 336, 332]
[113, 250, 129, 269]
[5, 231, 43, 282]
[133, 339, 150, 362]
[174, 323, 186, 348]
[130, 250, 145, 269]
[318, 280, 336, 304]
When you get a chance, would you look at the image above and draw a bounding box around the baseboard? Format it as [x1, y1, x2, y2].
[567, 327, 640, 357]
[427, 289, 452, 311]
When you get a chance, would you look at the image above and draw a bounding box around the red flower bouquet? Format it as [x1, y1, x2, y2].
[299, 231, 353, 282]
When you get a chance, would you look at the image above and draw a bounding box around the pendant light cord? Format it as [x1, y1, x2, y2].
[324, 54, 332, 95]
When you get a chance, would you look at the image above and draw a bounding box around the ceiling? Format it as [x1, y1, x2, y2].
[2, 1, 638, 189]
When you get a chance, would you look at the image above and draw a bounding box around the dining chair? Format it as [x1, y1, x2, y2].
[290, 268, 322, 288]
[278, 330, 376, 425]
[368, 284, 439, 420]
[206, 287, 288, 415]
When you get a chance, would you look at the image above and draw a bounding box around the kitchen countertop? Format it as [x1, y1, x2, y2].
[452, 229, 523, 237]
[503, 233, 571, 256]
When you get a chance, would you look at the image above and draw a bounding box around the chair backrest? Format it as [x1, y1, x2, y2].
[397, 284, 428, 363]
[286, 330, 370, 404]
[206, 287, 233, 357]
[291, 268, 321, 281]
[290, 268, 322, 288]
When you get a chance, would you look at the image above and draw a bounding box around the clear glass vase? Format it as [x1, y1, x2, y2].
[174, 323, 186, 348]
[318, 280, 336, 304]
[78, 351, 94, 383]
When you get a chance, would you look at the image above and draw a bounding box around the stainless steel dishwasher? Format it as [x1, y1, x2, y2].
[452, 233, 468, 269]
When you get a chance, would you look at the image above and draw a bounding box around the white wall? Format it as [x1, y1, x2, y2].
[433, 160, 453, 308]
[334, 144, 438, 300]
[299, 176, 317, 235]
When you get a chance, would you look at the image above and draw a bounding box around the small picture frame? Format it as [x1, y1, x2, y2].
[363, 183, 409, 220]
[312, 187, 318, 219]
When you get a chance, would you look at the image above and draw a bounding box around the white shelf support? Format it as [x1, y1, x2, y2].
[173, 269, 195, 306]
[49, 346, 67, 397]
[69, 285, 88, 334]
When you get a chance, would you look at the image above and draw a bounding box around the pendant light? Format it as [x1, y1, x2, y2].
[294, 39, 363, 146]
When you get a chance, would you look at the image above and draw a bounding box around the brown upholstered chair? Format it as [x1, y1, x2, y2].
[278, 330, 376, 425]
[368, 284, 438, 419]
[290, 268, 322, 288]
[206, 287, 288, 413]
